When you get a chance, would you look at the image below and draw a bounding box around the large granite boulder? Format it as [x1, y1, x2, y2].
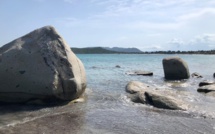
[0, 26, 86, 103]
[125, 81, 188, 110]
[162, 57, 190, 80]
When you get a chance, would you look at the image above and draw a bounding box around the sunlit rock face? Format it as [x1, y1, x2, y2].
[126, 81, 188, 110]
[0, 26, 86, 103]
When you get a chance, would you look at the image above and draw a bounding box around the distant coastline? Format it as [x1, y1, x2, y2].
[71, 47, 215, 54]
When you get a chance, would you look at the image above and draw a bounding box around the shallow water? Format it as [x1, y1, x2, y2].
[0, 54, 215, 134]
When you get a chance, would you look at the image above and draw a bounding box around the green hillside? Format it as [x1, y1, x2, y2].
[71, 47, 117, 54]
[71, 47, 215, 54]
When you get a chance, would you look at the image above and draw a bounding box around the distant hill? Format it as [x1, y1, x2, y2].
[71, 47, 215, 54]
[103, 47, 143, 53]
[71, 47, 143, 54]
[71, 47, 117, 54]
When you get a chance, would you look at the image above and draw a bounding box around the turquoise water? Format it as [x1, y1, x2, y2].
[0, 54, 215, 134]
[79, 54, 215, 93]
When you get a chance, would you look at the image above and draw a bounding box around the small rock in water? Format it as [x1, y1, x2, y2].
[197, 85, 215, 93]
[191, 72, 202, 78]
[115, 65, 121, 68]
[126, 71, 153, 76]
[163, 57, 190, 80]
[199, 81, 215, 87]
[135, 71, 153, 76]
[92, 66, 97, 69]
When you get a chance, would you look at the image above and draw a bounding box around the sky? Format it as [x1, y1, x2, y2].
[0, 0, 215, 51]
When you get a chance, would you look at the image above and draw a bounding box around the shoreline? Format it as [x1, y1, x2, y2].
[71, 47, 215, 55]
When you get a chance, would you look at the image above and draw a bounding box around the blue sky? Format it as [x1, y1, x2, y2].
[0, 0, 215, 51]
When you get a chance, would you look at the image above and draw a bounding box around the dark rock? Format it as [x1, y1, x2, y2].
[115, 65, 121, 68]
[91, 66, 97, 69]
[127, 93, 141, 103]
[135, 71, 153, 76]
[0, 26, 86, 104]
[19, 70, 26, 74]
[163, 57, 190, 80]
[214, 73, 215, 78]
[126, 71, 153, 76]
[199, 81, 215, 87]
[197, 85, 215, 93]
[191, 72, 202, 78]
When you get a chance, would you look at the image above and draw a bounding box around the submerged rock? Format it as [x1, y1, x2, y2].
[126, 71, 153, 76]
[197, 85, 215, 93]
[162, 57, 190, 80]
[191, 72, 203, 78]
[115, 65, 121, 68]
[125, 81, 188, 110]
[0, 26, 86, 103]
[143, 91, 187, 110]
[199, 81, 215, 87]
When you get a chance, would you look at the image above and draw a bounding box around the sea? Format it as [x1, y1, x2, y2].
[0, 54, 215, 134]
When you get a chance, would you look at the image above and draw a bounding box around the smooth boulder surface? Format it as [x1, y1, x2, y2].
[163, 57, 190, 80]
[125, 81, 188, 110]
[143, 91, 187, 110]
[0, 26, 86, 103]
[126, 81, 156, 94]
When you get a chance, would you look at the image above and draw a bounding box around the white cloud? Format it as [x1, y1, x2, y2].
[55, 0, 215, 50]
[166, 38, 185, 50]
[168, 38, 184, 45]
[88, 0, 208, 31]
[139, 45, 163, 51]
[178, 8, 215, 21]
[165, 34, 215, 51]
[147, 33, 162, 37]
[190, 34, 215, 46]
[58, 0, 215, 32]
[90, 0, 197, 18]
[122, 21, 182, 31]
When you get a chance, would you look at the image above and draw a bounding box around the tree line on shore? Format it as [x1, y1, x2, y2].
[142, 50, 215, 54]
